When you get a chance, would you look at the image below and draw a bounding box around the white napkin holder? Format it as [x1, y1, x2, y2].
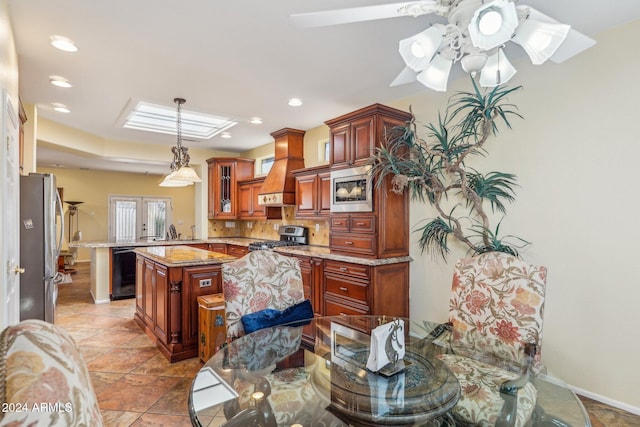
[366, 319, 406, 375]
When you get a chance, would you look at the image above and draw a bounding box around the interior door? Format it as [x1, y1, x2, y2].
[1, 90, 21, 328]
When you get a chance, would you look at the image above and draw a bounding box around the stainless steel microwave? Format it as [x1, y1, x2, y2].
[330, 165, 373, 212]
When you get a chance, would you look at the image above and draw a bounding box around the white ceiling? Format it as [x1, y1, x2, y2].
[8, 0, 640, 174]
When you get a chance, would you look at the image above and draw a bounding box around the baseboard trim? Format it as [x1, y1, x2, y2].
[89, 290, 110, 305]
[570, 385, 640, 416]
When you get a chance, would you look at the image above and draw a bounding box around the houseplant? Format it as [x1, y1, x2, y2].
[370, 79, 527, 260]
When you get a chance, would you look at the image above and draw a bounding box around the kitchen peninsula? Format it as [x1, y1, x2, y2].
[133, 245, 237, 362]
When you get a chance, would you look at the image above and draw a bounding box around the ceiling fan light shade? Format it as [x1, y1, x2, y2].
[468, 0, 518, 50]
[479, 48, 516, 87]
[398, 25, 444, 72]
[416, 54, 453, 92]
[513, 7, 570, 65]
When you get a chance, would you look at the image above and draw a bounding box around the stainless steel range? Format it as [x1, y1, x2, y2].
[248, 225, 309, 251]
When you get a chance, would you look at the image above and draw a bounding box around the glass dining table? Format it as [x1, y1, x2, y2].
[188, 316, 590, 427]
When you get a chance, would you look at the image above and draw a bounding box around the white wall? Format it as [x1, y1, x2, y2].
[389, 20, 640, 411]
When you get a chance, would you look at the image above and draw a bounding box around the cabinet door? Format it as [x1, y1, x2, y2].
[213, 161, 236, 219]
[135, 256, 144, 320]
[330, 123, 350, 167]
[294, 174, 318, 218]
[351, 116, 375, 165]
[154, 264, 169, 345]
[238, 182, 252, 218]
[207, 162, 216, 218]
[183, 265, 222, 348]
[143, 259, 155, 329]
[318, 171, 332, 216]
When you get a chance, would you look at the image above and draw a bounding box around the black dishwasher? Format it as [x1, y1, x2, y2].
[111, 247, 136, 300]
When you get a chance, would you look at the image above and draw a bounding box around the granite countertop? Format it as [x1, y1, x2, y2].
[70, 237, 254, 248]
[71, 238, 412, 266]
[134, 245, 238, 267]
[274, 245, 413, 266]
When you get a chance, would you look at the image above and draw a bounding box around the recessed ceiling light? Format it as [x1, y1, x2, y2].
[50, 35, 78, 52]
[52, 103, 70, 113]
[49, 75, 72, 88]
[249, 117, 263, 125]
[288, 98, 303, 107]
[220, 132, 232, 139]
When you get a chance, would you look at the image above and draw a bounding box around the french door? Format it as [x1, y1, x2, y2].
[108, 196, 173, 240]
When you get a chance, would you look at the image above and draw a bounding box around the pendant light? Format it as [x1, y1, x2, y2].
[159, 98, 201, 187]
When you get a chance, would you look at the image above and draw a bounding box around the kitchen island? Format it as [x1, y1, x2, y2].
[133, 245, 237, 362]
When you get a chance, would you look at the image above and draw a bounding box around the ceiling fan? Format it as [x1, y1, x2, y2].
[291, 0, 596, 91]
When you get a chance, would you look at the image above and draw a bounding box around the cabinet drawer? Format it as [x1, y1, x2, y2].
[325, 273, 368, 303]
[330, 216, 349, 232]
[227, 245, 249, 257]
[325, 298, 368, 318]
[350, 215, 375, 233]
[324, 260, 370, 280]
[330, 234, 376, 257]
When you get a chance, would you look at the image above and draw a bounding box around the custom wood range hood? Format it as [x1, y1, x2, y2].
[258, 128, 306, 206]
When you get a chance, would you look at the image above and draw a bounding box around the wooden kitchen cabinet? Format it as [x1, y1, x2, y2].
[207, 157, 254, 219]
[325, 104, 412, 259]
[238, 177, 282, 220]
[328, 116, 375, 167]
[134, 255, 224, 362]
[227, 244, 249, 258]
[289, 254, 324, 347]
[207, 243, 227, 254]
[322, 259, 409, 330]
[292, 165, 331, 219]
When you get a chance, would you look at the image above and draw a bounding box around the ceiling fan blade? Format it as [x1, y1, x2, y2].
[390, 66, 417, 87]
[290, 1, 437, 28]
[550, 28, 596, 63]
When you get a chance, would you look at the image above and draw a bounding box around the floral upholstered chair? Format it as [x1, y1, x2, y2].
[222, 250, 307, 339]
[436, 251, 547, 427]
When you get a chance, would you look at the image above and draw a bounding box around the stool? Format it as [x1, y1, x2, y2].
[197, 293, 226, 363]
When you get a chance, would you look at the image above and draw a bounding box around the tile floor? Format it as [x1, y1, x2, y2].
[57, 262, 640, 426]
[56, 262, 226, 426]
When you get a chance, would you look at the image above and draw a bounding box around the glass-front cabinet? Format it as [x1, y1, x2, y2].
[206, 158, 254, 219]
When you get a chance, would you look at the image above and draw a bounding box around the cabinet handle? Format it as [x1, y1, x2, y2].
[335, 222, 343, 225]
[340, 312, 348, 316]
[339, 267, 348, 271]
[345, 241, 353, 245]
[355, 222, 365, 226]
[339, 287, 348, 292]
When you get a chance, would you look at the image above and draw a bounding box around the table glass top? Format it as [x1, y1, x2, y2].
[189, 316, 590, 427]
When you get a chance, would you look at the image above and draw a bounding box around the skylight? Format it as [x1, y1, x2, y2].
[121, 100, 237, 140]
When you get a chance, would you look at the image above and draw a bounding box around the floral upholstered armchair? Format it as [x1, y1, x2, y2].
[434, 251, 547, 427]
[222, 250, 308, 339]
[0, 319, 104, 427]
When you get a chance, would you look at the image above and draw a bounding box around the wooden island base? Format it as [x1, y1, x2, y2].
[133, 245, 236, 362]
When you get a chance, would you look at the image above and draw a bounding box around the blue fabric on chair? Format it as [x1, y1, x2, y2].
[241, 299, 313, 334]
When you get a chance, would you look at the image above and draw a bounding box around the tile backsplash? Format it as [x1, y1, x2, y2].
[207, 206, 329, 246]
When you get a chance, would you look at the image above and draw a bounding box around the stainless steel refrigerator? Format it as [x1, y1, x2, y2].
[19, 173, 64, 322]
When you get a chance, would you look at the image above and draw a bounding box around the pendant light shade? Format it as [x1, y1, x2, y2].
[159, 172, 194, 187]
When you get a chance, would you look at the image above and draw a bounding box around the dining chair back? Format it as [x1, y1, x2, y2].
[222, 250, 305, 339]
[438, 251, 548, 427]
